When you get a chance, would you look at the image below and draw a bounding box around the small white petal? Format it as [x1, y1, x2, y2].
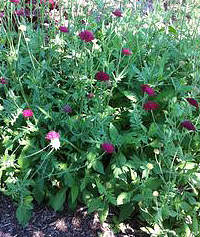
[50, 138, 61, 150]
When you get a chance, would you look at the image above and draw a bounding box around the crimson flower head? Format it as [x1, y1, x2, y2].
[122, 48, 132, 55]
[141, 84, 156, 96]
[0, 12, 4, 18]
[79, 30, 94, 42]
[101, 142, 115, 154]
[22, 109, 33, 117]
[10, 0, 20, 4]
[95, 71, 109, 81]
[59, 26, 68, 33]
[45, 131, 60, 150]
[143, 101, 159, 111]
[15, 9, 25, 16]
[180, 120, 196, 131]
[40, 0, 55, 9]
[112, 9, 123, 17]
[0, 77, 8, 84]
[87, 93, 95, 99]
[45, 131, 60, 140]
[63, 104, 72, 114]
[186, 98, 199, 110]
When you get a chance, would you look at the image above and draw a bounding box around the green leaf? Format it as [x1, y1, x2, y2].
[145, 178, 162, 190]
[117, 192, 132, 205]
[192, 215, 199, 235]
[169, 210, 177, 218]
[107, 194, 117, 205]
[33, 178, 45, 204]
[121, 132, 135, 145]
[184, 224, 191, 237]
[168, 26, 177, 35]
[133, 194, 144, 202]
[50, 187, 68, 211]
[87, 152, 96, 162]
[88, 198, 104, 213]
[115, 152, 127, 166]
[99, 202, 109, 222]
[71, 185, 79, 204]
[180, 202, 191, 212]
[37, 106, 51, 118]
[109, 123, 119, 144]
[96, 181, 107, 195]
[92, 160, 105, 174]
[18, 145, 31, 168]
[122, 91, 137, 102]
[131, 65, 141, 75]
[16, 195, 33, 227]
[64, 173, 75, 188]
[119, 203, 134, 222]
[148, 123, 157, 137]
[156, 87, 176, 102]
[16, 204, 32, 227]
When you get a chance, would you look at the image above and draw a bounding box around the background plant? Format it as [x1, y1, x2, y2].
[0, 0, 200, 236]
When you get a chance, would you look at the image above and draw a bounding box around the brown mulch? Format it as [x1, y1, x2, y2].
[0, 192, 150, 237]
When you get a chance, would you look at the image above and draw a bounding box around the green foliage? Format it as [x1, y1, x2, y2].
[50, 187, 68, 211]
[1, 0, 200, 235]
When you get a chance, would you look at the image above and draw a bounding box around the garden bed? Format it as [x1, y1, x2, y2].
[1, 0, 200, 236]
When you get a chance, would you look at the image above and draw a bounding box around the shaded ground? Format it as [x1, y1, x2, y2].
[0, 192, 149, 237]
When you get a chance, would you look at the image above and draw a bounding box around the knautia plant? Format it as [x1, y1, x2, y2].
[0, 0, 200, 236]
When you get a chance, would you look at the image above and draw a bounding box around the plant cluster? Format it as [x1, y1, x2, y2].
[0, 0, 200, 236]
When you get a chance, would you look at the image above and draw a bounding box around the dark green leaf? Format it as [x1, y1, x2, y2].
[92, 160, 105, 174]
[71, 185, 79, 204]
[119, 203, 134, 222]
[16, 195, 33, 227]
[50, 187, 68, 211]
[99, 202, 109, 222]
[33, 178, 45, 204]
[88, 198, 104, 213]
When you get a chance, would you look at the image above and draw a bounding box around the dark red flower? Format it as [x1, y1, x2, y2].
[143, 101, 159, 111]
[59, 26, 68, 33]
[112, 9, 123, 17]
[0, 12, 4, 18]
[40, 0, 55, 9]
[186, 98, 199, 110]
[87, 93, 95, 99]
[95, 71, 109, 81]
[45, 131, 60, 140]
[122, 48, 132, 55]
[101, 142, 115, 154]
[141, 84, 156, 96]
[79, 30, 94, 42]
[180, 120, 196, 131]
[22, 109, 33, 117]
[15, 8, 25, 16]
[0, 77, 8, 84]
[10, 0, 20, 4]
[63, 104, 72, 114]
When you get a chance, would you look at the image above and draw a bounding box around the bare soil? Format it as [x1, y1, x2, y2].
[0, 192, 149, 237]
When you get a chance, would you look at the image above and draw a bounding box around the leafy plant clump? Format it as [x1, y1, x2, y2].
[1, 0, 200, 236]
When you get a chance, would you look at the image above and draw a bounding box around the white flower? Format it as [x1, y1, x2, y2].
[153, 191, 159, 197]
[19, 25, 26, 32]
[50, 138, 61, 150]
[147, 163, 153, 170]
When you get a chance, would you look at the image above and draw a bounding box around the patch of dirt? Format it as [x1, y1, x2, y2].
[0, 192, 149, 237]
